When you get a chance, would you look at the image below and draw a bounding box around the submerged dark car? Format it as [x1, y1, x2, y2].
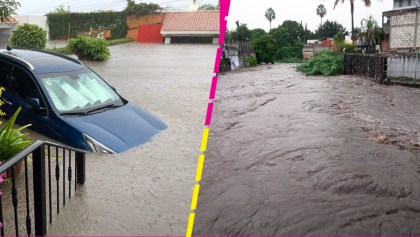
[0, 48, 167, 153]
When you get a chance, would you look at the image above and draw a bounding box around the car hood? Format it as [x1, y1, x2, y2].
[63, 103, 167, 153]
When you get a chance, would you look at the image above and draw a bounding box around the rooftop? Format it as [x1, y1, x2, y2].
[161, 10, 219, 32]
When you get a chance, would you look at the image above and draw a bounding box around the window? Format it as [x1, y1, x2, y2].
[10, 66, 44, 106]
[408, 0, 412, 6]
[0, 60, 13, 88]
[399, 0, 403, 7]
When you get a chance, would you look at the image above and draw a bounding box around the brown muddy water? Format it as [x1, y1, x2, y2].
[194, 64, 420, 235]
[1, 42, 217, 235]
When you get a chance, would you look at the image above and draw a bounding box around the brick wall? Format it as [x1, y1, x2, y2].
[389, 10, 420, 49]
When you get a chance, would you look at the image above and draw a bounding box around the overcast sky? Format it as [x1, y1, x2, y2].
[228, 0, 394, 33]
[17, 0, 218, 15]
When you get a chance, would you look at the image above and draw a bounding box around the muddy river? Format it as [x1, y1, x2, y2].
[1, 42, 217, 235]
[194, 64, 420, 235]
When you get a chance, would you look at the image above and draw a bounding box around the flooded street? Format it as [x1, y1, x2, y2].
[194, 64, 420, 235]
[1, 43, 216, 235]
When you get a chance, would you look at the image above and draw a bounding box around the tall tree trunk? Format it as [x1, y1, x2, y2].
[351, 1, 355, 43]
[270, 21, 271, 31]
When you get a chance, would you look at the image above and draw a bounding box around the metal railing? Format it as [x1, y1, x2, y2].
[0, 140, 86, 236]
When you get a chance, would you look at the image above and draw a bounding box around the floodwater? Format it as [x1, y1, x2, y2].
[194, 64, 420, 235]
[1, 42, 217, 235]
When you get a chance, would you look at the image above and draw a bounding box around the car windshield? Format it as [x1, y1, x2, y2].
[38, 68, 122, 114]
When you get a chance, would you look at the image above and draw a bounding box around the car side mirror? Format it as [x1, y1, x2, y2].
[27, 98, 42, 110]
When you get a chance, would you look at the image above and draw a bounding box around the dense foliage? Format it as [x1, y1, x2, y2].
[0, 0, 20, 22]
[315, 20, 347, 39]
[253, 34, 276, 64]
[297, 51, 343, 76]
[9, 23, 47, 49]
[198, 4, 219, 10]
[244, 56, 258, 67]
[226, 21, 252, 41]
[124, 1, 161, 17]
[68, 36, 110, 61]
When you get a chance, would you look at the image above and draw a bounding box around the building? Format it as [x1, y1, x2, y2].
[0, 18, 18, 48]
[160, 10, 219, 44]
[383, 0, 420, 52]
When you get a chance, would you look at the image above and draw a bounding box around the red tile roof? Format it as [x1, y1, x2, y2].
[161, 10, 219, 32]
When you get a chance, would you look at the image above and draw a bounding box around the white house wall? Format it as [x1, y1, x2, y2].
[15, 15, 50, 40]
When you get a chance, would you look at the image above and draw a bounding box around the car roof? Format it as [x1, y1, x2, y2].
[0, 49, 86, 74]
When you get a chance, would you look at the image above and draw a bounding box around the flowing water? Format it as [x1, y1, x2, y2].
[1, 42, 217, 235]
[194, 64, 420, 235]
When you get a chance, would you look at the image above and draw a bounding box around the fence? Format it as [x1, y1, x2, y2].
[222, 40, 255, 71]
[343, 53, 388, 84]
[0, 141, 86, 236]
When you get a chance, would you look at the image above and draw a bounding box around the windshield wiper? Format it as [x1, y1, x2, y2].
[85, 103, 122, 115]
[60, 111, 87, 116]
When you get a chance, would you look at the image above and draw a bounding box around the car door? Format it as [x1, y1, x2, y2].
[0, 61, 62, 140]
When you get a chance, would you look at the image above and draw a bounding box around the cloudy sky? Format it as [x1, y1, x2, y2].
[228, 0, 394, 33]
[17, 0, 218, 15]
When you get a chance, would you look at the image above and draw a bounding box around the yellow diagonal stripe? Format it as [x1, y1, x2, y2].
[200, 128, 209, 152]
[190, 184, 200, 210]
[186, 212, 195, 237]
[195, 155, 205, 182]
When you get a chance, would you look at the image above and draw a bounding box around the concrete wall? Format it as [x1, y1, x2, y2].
[387, 53, 420, 79]
[389, 11, 419, 49]
[0, 22, 18, 48]
[393, 0, 420, 9]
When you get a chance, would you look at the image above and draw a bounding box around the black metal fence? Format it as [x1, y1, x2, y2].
[0, 141, 86, 236]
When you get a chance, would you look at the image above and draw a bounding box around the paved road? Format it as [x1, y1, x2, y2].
[194, 64, 420, 235]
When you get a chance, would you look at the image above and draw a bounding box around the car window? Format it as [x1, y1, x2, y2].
[39, 68, 122, 113]
[0, 60, 13, 88]
[10, 66, 45, 106]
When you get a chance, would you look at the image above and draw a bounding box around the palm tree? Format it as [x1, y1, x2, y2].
[265, 7, 276, 31]
[334, 0, 371, 41]
[316, 4, 327, 27]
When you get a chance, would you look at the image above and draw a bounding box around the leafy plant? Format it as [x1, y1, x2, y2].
[47, 46, 72, 55]
[244, 56, 258, 67]
[0, 107, 32, 163]
[68, 36, 110, 61]
[297, 50, 343, 76]
[105, 38, 133, 46]
[253, 34, 277, 64]
[9, 23, 47, 49]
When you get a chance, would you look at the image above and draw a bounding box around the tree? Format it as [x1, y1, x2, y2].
[358, 15, 383, 52]
[315, 20, 347, 39]
[265, 7, 276, 31]
[49, 5, 70, 14]
[253, 34, 277, 64]
[124, 1, 161, 17]
[334, 0, 371, 40]
[0, 0, 20, 22]
[198, 4, 219, 10]
[250, 28, 267, 41]
[316, 4, 327, 29]
[228, 21, 251, 41]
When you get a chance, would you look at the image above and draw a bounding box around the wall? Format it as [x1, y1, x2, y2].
[126, 14, 165, 41]
[343, 54, 387, 84]
[387, 53, 420, 79]
[393, 0, 420, 10]
[138, 24, 163, 43]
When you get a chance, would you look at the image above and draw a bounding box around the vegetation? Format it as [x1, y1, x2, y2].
[297, 51, 343, 76]
[253, 34, 276, 64]
[9, 23, 47, 49]
[49, 4, 70, 14]
[124, 1, 161, 17]
[244, 55, 258, 67]
[226, 21, 252, 41]
[265, 7, 276, 31]
[315, 20, 346, 39]
[334, 0, 372, 40]
[316, 4, 327, 28]
[358, 15, 383, 53]
[47, 46, 72, 55]
[106, 38, 134, 46]
[0, 107, 32, 164]
[68, 36, 110, 61]
[0, 0, 20, 22]
[198, 4, 219, 10]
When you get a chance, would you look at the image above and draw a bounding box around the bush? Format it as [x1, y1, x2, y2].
[337, 42, 356, 53]
[9, 23, 47, 49]
[276, 46, 303, 60]
[244, 56, 258, 67]
[279, 57, 303, 63]
[105, 38, 133, 46]
[297, 50, 343, 76]
[68, 36, 110, 61]
[253, 35, 277, 64]
[47, 46, 72, 55]
[220, 58, 231, 72]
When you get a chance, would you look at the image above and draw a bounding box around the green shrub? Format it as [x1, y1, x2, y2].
[279, 57, 303, 63]
[68, 36, 110, 61]
[276, 46, 303, 60]
[297, 50, 343, 76]
[244, 56, 258, 67]
[9, 23, 47, 49]
[106, 38, 133, 46]
[253, 35, 277, 64]
[337, 42, 356, 52]
[47, 46, 72, 55]
[220, 58, 231, 72]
